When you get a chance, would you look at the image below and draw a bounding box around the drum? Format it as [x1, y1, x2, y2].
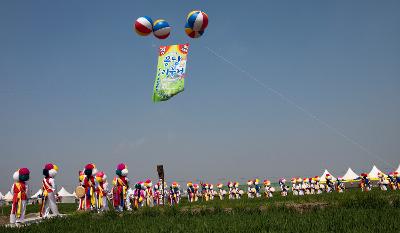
[75, 186, 85, 198]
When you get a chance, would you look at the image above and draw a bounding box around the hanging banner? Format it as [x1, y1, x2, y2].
[152, 43, 189, 102]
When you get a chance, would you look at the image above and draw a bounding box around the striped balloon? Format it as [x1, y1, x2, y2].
[134, 16, 153, 36]
[153, 19, 171, 39]
[186, 10, 209, 31]
[185, 23, 204, 38]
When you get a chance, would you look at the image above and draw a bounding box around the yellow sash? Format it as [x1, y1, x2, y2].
[117, 178, 127, 198]
[15, 183, 23, 218]
[97, 185, 103, 208]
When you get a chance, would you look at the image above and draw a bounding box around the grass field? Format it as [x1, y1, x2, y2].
[1, 189, 399, 232]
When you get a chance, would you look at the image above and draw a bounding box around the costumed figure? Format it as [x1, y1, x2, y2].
[81, 163, 98, 211]
[228, 182, 235, 199]
[202, 183, 210, 201]
[144, 179, 154, 207]
[193, 183, 200, 202]
[77, 171, 85, 210]
[133, 182, 146, 209]
[112, 163, 129, 211]
[263, 179, 275, 198]
[9, 168, 30, 224]
[95, 171, 109, 211]
[315, 176, 323, 194]
[153, 182, 160, 205]
[377, 172, 388, 191]
[254, 179, 262, 198]
[325, 174, 334, 193]
[40, 163, 60, 217]
[395, 172, 400, 190]
[310, 177, 316, 194]
[297, 178, 304, 195]
[247, 180, 255, 199]
[217, 183, 226, 200]
[187, 182, 195, 203]
[336, 177, 345, 193]
[360, 173, 371, 192]
[234, 182, 242, 199]
[291, 178, 298, 196]
[279, 178, 288, 196]
[387, 173, 397, 190]
[209, 184, 215, 200]
[304, 178, 312, 195]
[169, 182, 180, 205]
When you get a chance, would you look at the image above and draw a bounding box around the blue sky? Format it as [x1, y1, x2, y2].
[1, 0, 399, 193]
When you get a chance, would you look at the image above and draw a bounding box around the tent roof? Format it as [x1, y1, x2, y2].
[342, 168, 359, 181]
[0, 192, 3, 199]
[368, 165, 383, 179]
[4, 191, 13, 201]
[320, 169, 336, 182]
[395, 164, 400, 173]
[58, 187, 74, 197]
[31, 189, 42, 199]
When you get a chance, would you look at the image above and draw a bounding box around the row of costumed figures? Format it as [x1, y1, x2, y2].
[7, 163, 400, 224]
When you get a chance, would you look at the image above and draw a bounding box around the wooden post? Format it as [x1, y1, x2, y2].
[157, 165, 164, 205]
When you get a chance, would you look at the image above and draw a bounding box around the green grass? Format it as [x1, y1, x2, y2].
[0, 203, 77, 216]
[1, 189, 400, 233]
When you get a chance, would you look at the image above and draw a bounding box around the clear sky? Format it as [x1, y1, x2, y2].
[1, 0, 399, 194]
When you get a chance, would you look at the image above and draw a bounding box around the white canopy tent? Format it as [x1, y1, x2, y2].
[58, 187, 74, 197]
[0, 192, 4, 200]
[319, 169, 336, 183]
[31, 189, 43, 199]
[58, 187, 75, 203]
[342, 168, 359, 182]
[395, 164, 400, 173]
[368, 165, 383, 180]
[4, 191, 13, 202]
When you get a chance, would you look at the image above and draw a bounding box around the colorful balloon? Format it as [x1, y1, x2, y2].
[185, 22, 204, 38]
[186, 10, 208, 31]
[153, 19, 171, 39]
[134, 16, 153, 36]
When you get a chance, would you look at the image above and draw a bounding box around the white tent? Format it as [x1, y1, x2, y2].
[395, 164, 400, 173]
[72, 191, 77, 198]
[319, 169, 336, 183]
[0, 192, 3, 200]
[342, 168, 359, 182]
[368, 165, 383, 180]
[31, 189, 42, 199]
[58, 187, 75, 203]
[58, 187, 74, 197]
[4, 191, 13, 202]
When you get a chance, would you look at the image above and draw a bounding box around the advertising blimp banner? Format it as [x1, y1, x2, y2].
[152, 43, 189, 102]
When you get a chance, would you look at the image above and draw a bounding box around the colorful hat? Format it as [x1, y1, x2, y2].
[297, 177, 302, 183]
[116, 163, 128, 177]
[84, 163, 98, 176]
[144, 179, 152, 187]
[96, 171, 107, 183]
[13, 168, 30, 182]
[43, 163, 59, 178]
[78, 170, 85, 182]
